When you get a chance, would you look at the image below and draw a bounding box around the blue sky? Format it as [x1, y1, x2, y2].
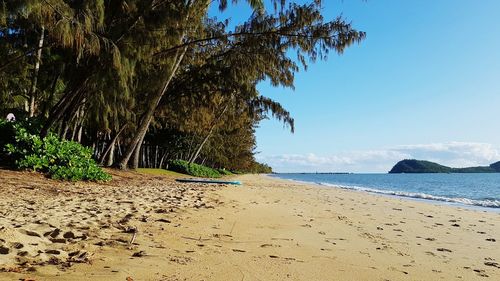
[213, 0, 500, 172]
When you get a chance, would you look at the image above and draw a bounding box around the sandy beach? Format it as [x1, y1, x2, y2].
[0, 170, 499, 280]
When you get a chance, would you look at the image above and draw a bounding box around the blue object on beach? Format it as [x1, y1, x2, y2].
[176, 178, 242, 185]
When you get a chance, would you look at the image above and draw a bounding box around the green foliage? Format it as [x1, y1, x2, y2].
[1, 1, 364, 171]
[248, 162, 273, 174]
[168, 160, 221, 178]
[3, 123, 111, 181]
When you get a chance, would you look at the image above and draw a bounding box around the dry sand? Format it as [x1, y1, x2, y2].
[0, 171, 499, 280]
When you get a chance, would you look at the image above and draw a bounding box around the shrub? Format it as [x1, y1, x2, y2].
[168, 159, 221, 178]
[3, 123, 111, 181]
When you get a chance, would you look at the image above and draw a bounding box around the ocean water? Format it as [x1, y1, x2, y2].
[271, 173, 500, 209]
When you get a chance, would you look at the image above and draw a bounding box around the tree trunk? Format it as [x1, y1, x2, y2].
[40, 80, 87, 137]
[118, 47, 187, 169]
[99, 126, 126, 165]
[159, 151, 168, 169]
[29, 26, 45, 117]
[41, 67, 62, 117]
[130, 133, 145, 170]
[40, 59, 93, 138]
[154, 145, 158, 168]
[77, 124, 83, 143]
[106, 141, 115, 167]
[189, 102, 230, 164]
[73, 103, 85, 142]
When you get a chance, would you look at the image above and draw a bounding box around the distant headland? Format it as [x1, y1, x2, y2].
[389, 159, 500, 173]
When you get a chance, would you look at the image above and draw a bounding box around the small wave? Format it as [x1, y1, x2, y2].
[316, 182, 500, 208]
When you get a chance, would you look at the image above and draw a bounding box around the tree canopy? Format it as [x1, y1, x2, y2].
[0, 0, 365, 173]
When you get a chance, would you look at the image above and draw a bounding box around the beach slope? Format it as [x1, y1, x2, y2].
[0, 172, 498, 280]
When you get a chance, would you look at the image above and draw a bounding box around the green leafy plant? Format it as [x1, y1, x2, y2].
[3, 123, 111, 181]
[168, 160, 221, 178]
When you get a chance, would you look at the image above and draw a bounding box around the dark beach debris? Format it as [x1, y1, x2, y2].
[0, 246, 10, 255]
[23, 230, 41, 237]
[68, 251, 90, 263]
[473, 269, 489, 278]
[260, 243, 281, 248]
[484, 261, 500, 268]
[50, 238, 66, 244]
[436, 248, 452, 253]
[269, 255, 280, 258]
[132, 251, 146, 257]
[44, 228, 61, 238]
[63, 231, 75, 239]
[122, 226, 137, 233]
[155, 208, 173, 214]
[156, 218, 171, 223]
[485, 238, 496, 242]
[17, 251, 28, 257]
[45, 249, 61, 255]
[451, 224, 460, 227]
[232, 249, 246, 253]
[119, 213, 134, 224]
[94, 241, 105, 246]
[12, 242, 23, 249]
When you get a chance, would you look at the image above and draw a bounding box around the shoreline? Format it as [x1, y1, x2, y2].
[269, 174, 500, 213]
[1, 171, 499, 280]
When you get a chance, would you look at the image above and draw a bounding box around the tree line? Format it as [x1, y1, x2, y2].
[0, 0, 365, 173]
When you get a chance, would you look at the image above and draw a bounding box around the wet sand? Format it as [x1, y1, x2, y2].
[0, 171, 499, 280]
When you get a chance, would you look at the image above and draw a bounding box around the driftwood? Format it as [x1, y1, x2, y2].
[129, 227, 138, 245]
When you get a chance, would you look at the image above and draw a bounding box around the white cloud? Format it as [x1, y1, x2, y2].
[257, 142, 500, 173]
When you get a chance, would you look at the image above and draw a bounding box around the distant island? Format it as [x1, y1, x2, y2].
[389, 159, 500, 173]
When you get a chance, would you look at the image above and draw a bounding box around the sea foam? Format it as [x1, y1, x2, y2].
[316, 182, 500, 208]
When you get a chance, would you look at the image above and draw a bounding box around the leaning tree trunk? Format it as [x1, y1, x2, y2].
[28, 26, 45, 117]
[117, 0, 196, 170]
[188, 102, 230, 164]
[117, 47, 187, 169]
[40, 75, 88, 137]
[99, 126, 126, 166]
